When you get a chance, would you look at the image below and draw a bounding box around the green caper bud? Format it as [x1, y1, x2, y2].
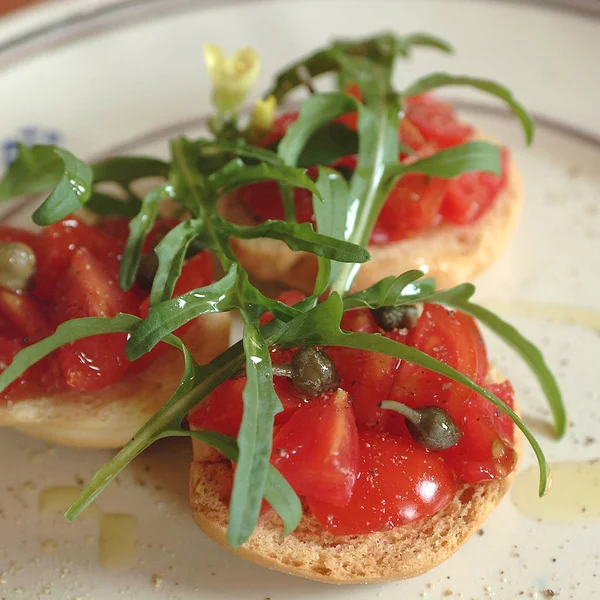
[0, 242, 36, 291]
[379, 401, 460, 450]
[289, 347, 339, 398]
[372, 304, 420, 332]
[136, 252, 159, 291]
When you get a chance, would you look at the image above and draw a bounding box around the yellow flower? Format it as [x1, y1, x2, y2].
[204, 43, 261, 115]
[247, 95, 277, 143]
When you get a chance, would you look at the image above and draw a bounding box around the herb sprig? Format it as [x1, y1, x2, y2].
[0, 32, 563, 546]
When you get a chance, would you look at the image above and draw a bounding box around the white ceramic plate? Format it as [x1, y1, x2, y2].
[1, 1, 599, 599]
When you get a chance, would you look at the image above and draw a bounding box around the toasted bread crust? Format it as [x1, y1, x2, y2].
[189, 367, 521, 584]
[222, 158, 522, 293]
[0, 313, 230, 448]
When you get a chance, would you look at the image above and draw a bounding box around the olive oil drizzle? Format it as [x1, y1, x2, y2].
[39, 486, 139, 571]
[483, 302, 600, 334]
[511, 460, 600, 523]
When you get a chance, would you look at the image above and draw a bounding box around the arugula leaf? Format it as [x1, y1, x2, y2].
[208, 161, 321, 199]
[278, 93, 359, 166]
[0, 144, 63, 201]
[343, 270, 427, 310]
[166, 430, 302, 536]
[192, 138, 284, 166]
[85, 192, 141, 217]
[31, 148, 93, 226]
[220, 219, 369, 263]
[92, 156, 169, 189]
[312, 167, 350, 289]
[0, 315, 140, 393]
[149, 219, 204, 306]
[396, 32, 454, 55]
[403, 73, 535, 144]
[126, 265, 238, 360]
[444, 301, 566, 438]
[119, 183, 175, 291]
[329, 56, 400, 294]
[295, 122, 358, 168]
[228, 312, 282, 546]
[384, 141, 502, 182]
[67, 326, 201, 519]
[267, 31, 452, 102]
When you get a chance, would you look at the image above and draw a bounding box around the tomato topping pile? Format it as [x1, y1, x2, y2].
[0, 218, 214, 400]
[238, 93, 508, 243]
[189, 293, 517, 536]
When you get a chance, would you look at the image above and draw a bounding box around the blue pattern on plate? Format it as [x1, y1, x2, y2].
[2, 127, 63, 167]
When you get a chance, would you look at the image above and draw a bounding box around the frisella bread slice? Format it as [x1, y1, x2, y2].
[189, 342, 521, 583]
[0, 312, 230, 449]
[221, 149, 522, 294]
[0, 218, 230, 449]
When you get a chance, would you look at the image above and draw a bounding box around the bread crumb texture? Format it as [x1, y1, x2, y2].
[190, 459, 513, 584]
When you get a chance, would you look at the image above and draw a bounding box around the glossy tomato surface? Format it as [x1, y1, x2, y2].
[307, 432, 457, 535]
[271, 389, 359, 507]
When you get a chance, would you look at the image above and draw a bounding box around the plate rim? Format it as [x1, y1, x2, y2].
[1, 0, 600, 71]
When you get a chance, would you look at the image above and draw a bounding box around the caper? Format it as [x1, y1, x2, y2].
[136, 252, 159, 291]
[289, 347, 339, 397]
[0, 242, 36, 291]
[372, 304, 420, 332]
[379, 401, 460, 450]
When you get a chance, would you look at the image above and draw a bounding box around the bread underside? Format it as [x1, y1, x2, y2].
[0, 313, 230, 448]
[189, 367, 521, 584]
[221, 158, 522, 293]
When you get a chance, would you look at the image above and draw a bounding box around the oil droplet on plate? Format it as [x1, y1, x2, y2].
[482, 302, 600, 334]
[38, 486, 139, 571]
[38, 486, 101, 519]
[98, 513, 139, 571]
[511, 460, 600, 523]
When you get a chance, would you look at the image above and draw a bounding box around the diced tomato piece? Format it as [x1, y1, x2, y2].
[141, 218, 180, 254]
[188, 375, 305, 437]
[188, 378, 247, 438]
[339, 307, 379, 333]
[328, 346, 400, 431]
[441, 398, 518, 482]
[389, 303, 487, 415]
[399, 118, 429, 154]
[0, 335, 65, 400]
[271, 389, 359, 506]
[328, 308, 403, 430]
[371, 174, 449, 244]
[335, 83, 362, 131]
[172, 251, 214, 297]
[261, 112, 299, 147]
[53, 247, 139, 391]
[0, 336, 28, 398]
[238, 180, 314, 224]
[441, 147, 509, 225]
[0, 289, 51, 343]
[94, 217, 131, 245]
[33, 217, 125, 301]
[483, 380, 516, 443]
[260, 290, 306, 326]
[404, 94, 474, 149]
[308, 431, 456, 534]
